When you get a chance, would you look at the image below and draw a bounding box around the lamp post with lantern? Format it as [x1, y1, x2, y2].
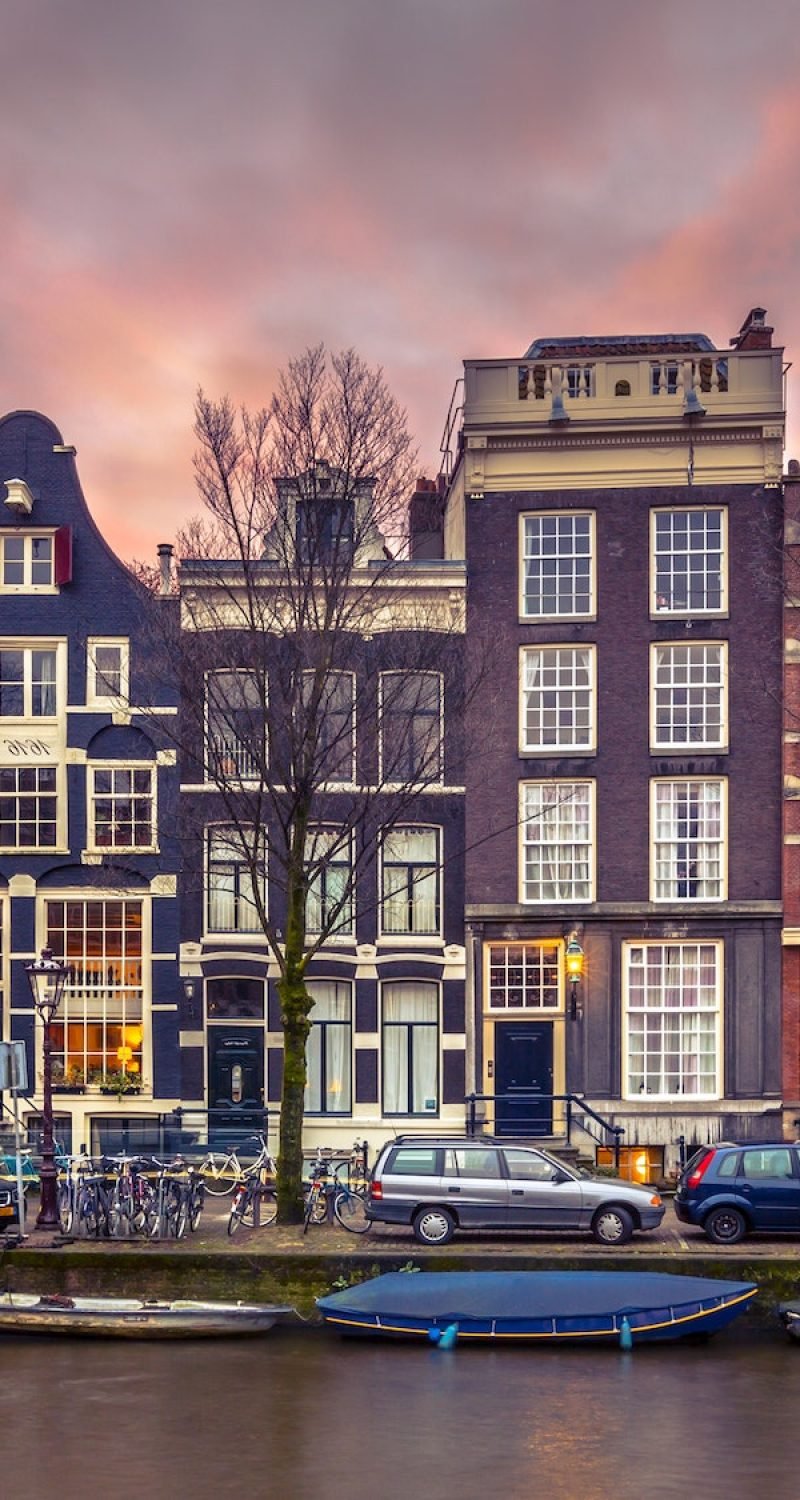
[26, 947, 71, 1230]
[565, 937, 585, 1021]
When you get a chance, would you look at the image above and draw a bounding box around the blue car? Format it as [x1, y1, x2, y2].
[674, 1141, 800, 1244]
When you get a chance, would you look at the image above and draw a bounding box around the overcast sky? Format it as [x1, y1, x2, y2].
[2, 0, 799, 560]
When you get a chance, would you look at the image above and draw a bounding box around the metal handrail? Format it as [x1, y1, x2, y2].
[464, 1092, 625, 1168]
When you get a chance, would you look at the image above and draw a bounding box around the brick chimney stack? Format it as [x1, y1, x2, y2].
[409, 477, 445, 559]
[731, 307, 773, 350]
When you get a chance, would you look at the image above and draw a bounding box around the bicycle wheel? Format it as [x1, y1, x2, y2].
[228, 1183, 253, 1236]
[188, 1177, 205, 1232]
[202, 1153, 238, 1195]
[333, 1187, 371, 1234]
[303, 1184, 328, 1234]
[164, 1181, 188, 1239]
[255, 1188, 277, 1227]
[108, 1178, 134, 1238]
[77, 1184, 100, 1239]
[58, 1181, 74, 1235]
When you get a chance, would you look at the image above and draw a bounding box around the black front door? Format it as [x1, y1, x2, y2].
[208, 1029, 264, 1141]
[494, 1021, 553, 1137]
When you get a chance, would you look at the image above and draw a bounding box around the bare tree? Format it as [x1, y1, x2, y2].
[148, 347, 473, 1221]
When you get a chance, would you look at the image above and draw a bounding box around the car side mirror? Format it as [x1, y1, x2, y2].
[551, 1169, 570, 1184]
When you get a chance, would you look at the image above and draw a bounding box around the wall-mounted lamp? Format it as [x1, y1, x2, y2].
[182, 977, 198, 1004]
[565, 936, 584, 1021]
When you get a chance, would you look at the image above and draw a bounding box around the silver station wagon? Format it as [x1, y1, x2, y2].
[367, 1136, 665, 1246]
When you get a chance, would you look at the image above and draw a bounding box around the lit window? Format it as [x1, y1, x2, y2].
[521, 513, 593, 618]
[652, 509, 725, 614]
[380, 672, 443, 783]
[382, 982, 439, 1115]
[625, 942, 720, 1099]
[652, 779, 725, 900]
[0, 647, 57, 717]
[521, 646, 595, 752]
[0, 534, 54, 590]
[304, 981, 352, 1114]
[521, 781, 593, 901]
[46, 899, 145, 1084]
[0, 765, 58, 848]
[206, 826, 266, 933]
[89, 766, 155, 850]
[486, 943, 560, 1010]
[381, 826, 440, 936]
[87, 640, 129, 705]
[651, 643, 726, 749]
[306, 827, 353, 937]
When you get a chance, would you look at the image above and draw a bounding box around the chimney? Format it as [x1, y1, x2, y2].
[731, 307, 773, 350]
[409, 477, 445, 560]
[157, 542, 174, 596]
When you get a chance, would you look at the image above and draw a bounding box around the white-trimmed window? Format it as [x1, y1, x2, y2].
[625, 942, 721, 1099]
[304, 981, 352, 1114]
[651, 643, 726, 749]
[652, 779, 726, 901]
[379, 672, 443, 783]
[521, 646, 595, 752]
[0, 765, 59, 848]
[380, 826, 440, 936]
[0, 646, 58, 717]
[206, 669, 265, 780]
[301, 670, 355, 782]
[306, 826, 353, 937]
[89, 765, 156, 851]
[520, 781, 593, 902]
[382, 981, 439, 1115]
[486, 942, 560, 1010]
[46, 898, 146, 1084]
[520, 512, 593, 618]
[206, 825, 266, 933]
[87, 639, 129, 706]
[652, 508, 725, 614]
[1, 533, 54, 590]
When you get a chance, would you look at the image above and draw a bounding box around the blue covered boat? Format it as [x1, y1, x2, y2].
[317, 1271, 757, 1345]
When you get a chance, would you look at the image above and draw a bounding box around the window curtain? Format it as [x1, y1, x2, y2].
[382, 983, 438, 1114]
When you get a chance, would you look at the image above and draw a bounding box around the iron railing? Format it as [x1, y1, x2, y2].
[464, 1092, 625, 1168]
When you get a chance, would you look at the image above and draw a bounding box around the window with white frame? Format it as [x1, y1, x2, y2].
[487, 942, 560, 1010]
[87, 639, 129, 706]
[521, 646, 595, 752]
[381, 826, 440, 936]
[0, 534, 54, 590]
[46, 899, 145, 1083]
[89, 766, 156, 850]
[206, 669, 264, 780]
[301, 670, 355, 782]
[382, 981, 439, 1115]
[625, 942, 720, 1099]
[652, 779, 725, 901]
[380, 672, 443, 783]
[521, 781, 593, 901]
[521, 513, 593, 618]
[304, 980, 352, 1113]
[0, 765, 58, 848]
[652, 509, 725, 614]
[651, 643, 726, 749]
[306, 826, 353, 936]
[206, 825, 266, 933]
[0, 646, 57, 717]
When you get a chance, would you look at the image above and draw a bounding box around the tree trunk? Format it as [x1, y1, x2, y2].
[276, 966, 312, 1222]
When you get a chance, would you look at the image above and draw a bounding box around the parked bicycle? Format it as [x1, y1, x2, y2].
[227, 1166, 277, 1236]
[197, 1133, 275, 1196]
[302, 1147, 372, 1235]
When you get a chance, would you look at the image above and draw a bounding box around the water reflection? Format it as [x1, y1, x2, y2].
[2, 1328, 799, 1500]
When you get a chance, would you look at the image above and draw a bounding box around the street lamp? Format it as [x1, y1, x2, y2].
[26, 948, 71, 1230]
[565, 937, 584, 1021]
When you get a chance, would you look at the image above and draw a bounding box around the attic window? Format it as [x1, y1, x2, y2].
[615, 380, 631, 397]
[1, 534, 54, 589]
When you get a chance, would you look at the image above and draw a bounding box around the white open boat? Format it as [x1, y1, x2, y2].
[0, 1291, 294, 1339]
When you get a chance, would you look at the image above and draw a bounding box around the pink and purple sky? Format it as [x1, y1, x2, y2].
[2, 0, 800, 561]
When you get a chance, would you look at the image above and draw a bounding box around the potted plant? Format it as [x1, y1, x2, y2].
[98, 1073, 143, 1098]
[52, 1062, 86, 1094]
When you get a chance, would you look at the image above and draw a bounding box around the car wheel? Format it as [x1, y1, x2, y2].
[703, 1206, 747, 1245]
[592, 1205, 634, 1245]
[413, 1206, 456, 1246]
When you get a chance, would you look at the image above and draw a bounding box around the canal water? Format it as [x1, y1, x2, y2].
[2, 1326, 798, 1499]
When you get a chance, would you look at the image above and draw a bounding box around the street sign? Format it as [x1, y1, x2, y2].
[0, 1040, 29, 1092]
